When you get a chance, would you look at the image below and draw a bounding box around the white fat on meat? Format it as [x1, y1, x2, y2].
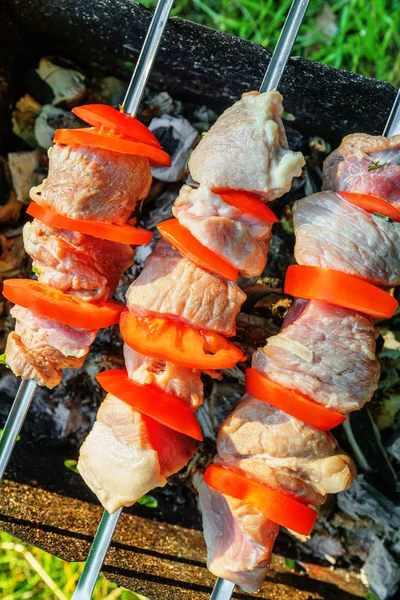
[6, 306, 96, 388]
[253, 299, 380, 413]
[30, 143, 152, 223]
[24, 220, 134, 301]
[126, 239, 246, 336]
[173, 184, 272, 277]
[189, 91, 305, 198]
[293, 191, 400, 287]
[78, 393, 197, 513]
[124, 345, 203, 410]
[198, 479, 279, 593]
[323, 133, 400, 205]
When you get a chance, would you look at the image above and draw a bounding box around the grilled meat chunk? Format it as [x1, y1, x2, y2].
[124, 345, 203, 410]
[199, 479, 279, 593]
[6, 306, 96, 388]
[173, 185, 272, 277]
[323, 133, 400, 204]
[189, 91, 305, 198]
[24, 220, 134, 301]
[253, 299, 380, 413]
[126, 239, 246, 336]
[293, 191, 400, 286]
[78, 393, 197, 513]
[30, 143, 152, 222]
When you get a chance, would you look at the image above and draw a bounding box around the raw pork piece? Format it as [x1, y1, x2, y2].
[293, 191, 400, 286]
[189, 91, 305, 198]
[24, 220, 134, 301]
[30, 143, 152, 222]
[173, 185, 272, 277]
[198, 396, 356, 592]
[124, 345, 203, 410]
[323, 133, 400, 204]
[126, 239, 246, 336]
[78, 393, 197, 513]
[253, 299, 380, 413]
[198, 479, 279, 593]
[217, 395, 356, 499]
[6, 306, 96, 388]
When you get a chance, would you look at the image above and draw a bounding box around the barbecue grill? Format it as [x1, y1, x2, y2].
[1, 1, 399, 599]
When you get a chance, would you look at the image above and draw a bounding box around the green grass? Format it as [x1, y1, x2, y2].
[0, 531, 148, 600]
[142, 0, 400, 86]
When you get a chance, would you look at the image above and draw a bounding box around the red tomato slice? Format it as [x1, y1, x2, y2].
[157, 218, 239, 281]
[3, 279, 123, 329]
[339, 191, 400, 222]
[53, 128, 171, 167]
[96, 369, 203, 441]
[213, 188, 279, 224]
[285, 265, 398, 319]
[72, 104, 161, 148]
[120, 311, 246, 370]
[246, 368, 345, 430]
[204, 464, 317, 536]
[27, 202, 152, 246]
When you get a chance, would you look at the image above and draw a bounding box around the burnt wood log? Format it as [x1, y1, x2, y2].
[5, 0, 398, 146]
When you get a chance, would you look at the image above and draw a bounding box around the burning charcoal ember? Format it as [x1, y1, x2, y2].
[363, 537, 400, 600]
[26, 57, 86, 107]
[149, 115, 199, 182]
[7, 150, 46, 203]
[34, 105, 83, 150]
[337, 475, 400, 532]
[88, 76, 127, 106]
[387, 433, 400, 462]
[12, 94, 42, 147]
[191, 105, 218, 132]
[0, 158, 22, 225]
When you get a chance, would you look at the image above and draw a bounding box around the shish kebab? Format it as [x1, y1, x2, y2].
[0, 0, 174, 481]
[71, 1, 309, 598]
[199, 86, 400, 598]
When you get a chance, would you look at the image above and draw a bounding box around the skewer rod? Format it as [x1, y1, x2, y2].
[259, 0, 309, 93]
[123, 0, 174, 116]
[383, 88, 400, 137]
[0, 379, 37, 480]
[210, 578, 236, 600]
[72, 509, 123, 600]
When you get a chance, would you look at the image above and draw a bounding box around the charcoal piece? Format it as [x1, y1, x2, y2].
[342, 407, 398, 492]
[150, 115, 198, 182]
[363, 537, 400, 600]
[26, 57, 86, 107]
[337, 475, 400, 532]
[7, 150, 43, 202]
[34, 104, 82, 149]
[11, 94, 42, 148]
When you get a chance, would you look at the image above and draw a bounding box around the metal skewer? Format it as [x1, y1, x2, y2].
[69, 1, 174, 597]
[384, 88, 400, 137]
[210, 0, 310, 597]
[0, 0, 174, 485]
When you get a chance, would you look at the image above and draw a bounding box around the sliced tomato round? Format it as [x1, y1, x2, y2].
[27, 202, 152, 246]
[157, 218, 239, 281]
[3, 279, 123, 329]
[213, 188, 279, 224]
[285, 265, 398, 319]
[72, 104, 161, 148]
[339, 191, 400, 222]
[53, 128, 171, 167]
[204, 464, 317, 536]
[120, 311, 245, 370]
[246, 368, 345, 430]
[96, 369, 203, 441]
